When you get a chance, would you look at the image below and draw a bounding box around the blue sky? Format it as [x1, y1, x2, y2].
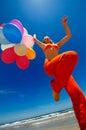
[0, 0, 86, 124]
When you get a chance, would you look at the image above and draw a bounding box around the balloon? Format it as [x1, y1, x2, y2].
[0, 24, 5, 27]
[0, 28, 10, 44]
[16, 55, 30, 70]
[23, 27, 28, 36]
[14, 44, 28, 56]
[21, 34, 34, 48]
[10, 19, 24, 35]
[3, 23, 22, 43]
[26, 48, 36, 60]
[1, 43, 15, 51]
[1, 47, 16, 64]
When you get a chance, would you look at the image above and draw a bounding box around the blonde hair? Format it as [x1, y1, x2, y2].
[42, 36, 53, 43]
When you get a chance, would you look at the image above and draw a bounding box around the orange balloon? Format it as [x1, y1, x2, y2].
[26, 48, 36, 60]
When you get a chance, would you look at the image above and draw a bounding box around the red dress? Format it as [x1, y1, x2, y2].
[44, 46, 86, 130]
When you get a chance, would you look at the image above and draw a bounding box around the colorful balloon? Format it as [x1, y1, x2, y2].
[14, 44, 28, 56]
[0, 19, 36, 70]
[1, 43, 15, 51]
[26, 48, 36, 60]
[0, 24, 5, 27]
[0, 28, 10, 44]
[3, 23, 22, 43]
[10, 19, 24, 35]
[16, 55, 30, 70]
[21, 34, 34, 48]
[23, 27, 28, 36]
[1, 47, 16, 64]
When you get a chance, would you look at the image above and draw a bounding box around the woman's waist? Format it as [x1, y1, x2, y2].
[44, 54, 58, 61]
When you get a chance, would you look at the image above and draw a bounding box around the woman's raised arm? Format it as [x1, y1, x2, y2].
[33, 34, 45, 49]
[56, 17, 72, 47]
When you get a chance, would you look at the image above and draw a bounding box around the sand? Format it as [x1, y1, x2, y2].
[0, 110, 80, 130]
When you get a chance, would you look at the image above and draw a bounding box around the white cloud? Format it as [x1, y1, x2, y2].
[18, 94, 25, 98]
[0, 89, 25, 98]
[0, 90, 16, 95]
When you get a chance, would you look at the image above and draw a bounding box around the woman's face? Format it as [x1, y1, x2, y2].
[43, 37, 52, 44]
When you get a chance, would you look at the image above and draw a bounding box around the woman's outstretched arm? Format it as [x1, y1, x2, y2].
[33, 34, 45, 49]
[56, 16, 72, 47]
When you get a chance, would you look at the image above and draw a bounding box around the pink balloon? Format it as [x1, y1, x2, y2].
[23, 27, 28, 36]
[21, 35, 34, 48]
[0, 23, 5, 27]
[10, 19, 24, 35]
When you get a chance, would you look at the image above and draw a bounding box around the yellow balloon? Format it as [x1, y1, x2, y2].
[26, 48, 36, 60]
[14, 44, 28, 56]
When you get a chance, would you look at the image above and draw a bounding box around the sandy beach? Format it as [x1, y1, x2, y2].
[0, 109, 80, 130]
[29, 111, 80, 130]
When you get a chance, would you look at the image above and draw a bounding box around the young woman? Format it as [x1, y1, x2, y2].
[34, 17, 86, 130]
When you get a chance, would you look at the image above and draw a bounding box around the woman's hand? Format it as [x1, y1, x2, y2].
[62, 16, 68, 24]
[33, 34, 36, 40]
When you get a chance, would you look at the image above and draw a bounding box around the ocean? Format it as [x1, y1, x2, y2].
[0, 108, 80, 130]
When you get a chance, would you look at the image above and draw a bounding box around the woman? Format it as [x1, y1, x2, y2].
[34, 17, 86, 130]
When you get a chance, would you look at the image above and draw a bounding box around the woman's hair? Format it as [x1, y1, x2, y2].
[42, 36, 53, 44]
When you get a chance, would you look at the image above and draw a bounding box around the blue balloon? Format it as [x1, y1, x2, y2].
[3, 23, 22, 43]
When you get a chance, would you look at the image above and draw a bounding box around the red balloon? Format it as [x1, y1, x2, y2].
[0, 23, 5, 27]
[16, 55, 30, 70]
[1, 47, 16, 64]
